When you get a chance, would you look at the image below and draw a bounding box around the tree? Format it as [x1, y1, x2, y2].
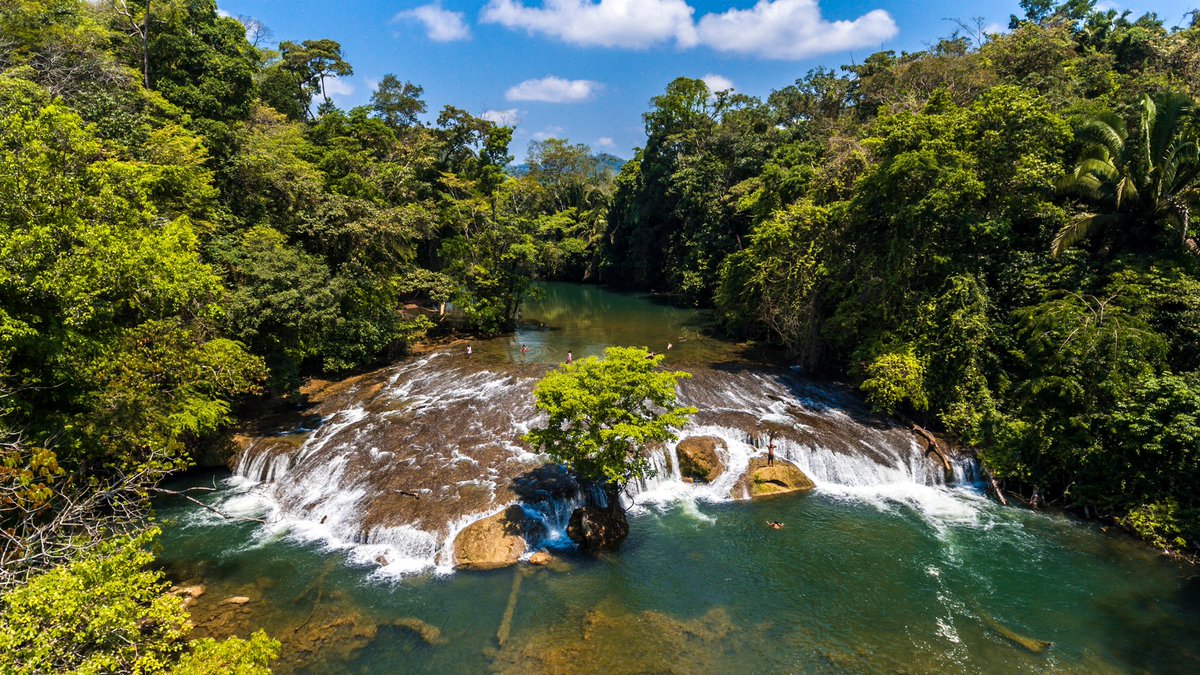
[370, 74, 425, 129]
[275, 38, 352, 119]
[525, 347, 695, 525]
[0, 528, 280, 673]
[107, 0, 153, 88]
[1054, 92, 1200, 257]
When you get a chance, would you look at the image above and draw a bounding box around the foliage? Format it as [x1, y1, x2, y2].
[171, 631, 280, 675]
[860, 349, 930, 415]
[525, 347, 695, 498]
[0, 528, 280, 674]
[1054, 92, 1200, 257]
[602, 0, 1200, 552]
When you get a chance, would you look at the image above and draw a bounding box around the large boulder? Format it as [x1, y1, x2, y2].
[453, 505, 529, 570]
[731, 458, 816, 499]
[675, 436, 725, 483]
[567, 507, 629, 553]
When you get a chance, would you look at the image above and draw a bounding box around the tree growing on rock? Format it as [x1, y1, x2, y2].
[525, 347, 695, 551]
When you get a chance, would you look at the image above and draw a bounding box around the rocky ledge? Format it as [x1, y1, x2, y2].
[731, 458, 816, 499]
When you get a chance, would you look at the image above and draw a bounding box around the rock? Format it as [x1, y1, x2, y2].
[730, 458, 815, 499]
[221, 596, 251, 606]
[527, 551, 554, 566]
[675, 436, 725, 483]
[394, 617, 448, 645]
[171, 584, 206, 599]
[453, 505, 529, 571]
[512, 464, 578, 502]
[567, 507, 629, 553]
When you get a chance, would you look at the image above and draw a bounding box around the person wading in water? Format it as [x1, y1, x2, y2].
[566, 351, 573, 364]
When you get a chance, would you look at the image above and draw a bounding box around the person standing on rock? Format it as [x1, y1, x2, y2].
[520, 344, 528, 361]
[467, 345, 473, 358]
[767, 435, 776, 466]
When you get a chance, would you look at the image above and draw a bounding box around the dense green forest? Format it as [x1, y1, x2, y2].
[0, 0, 612, 669]
[604, 2, 1200, 556]
[2, 0, 1199, 669]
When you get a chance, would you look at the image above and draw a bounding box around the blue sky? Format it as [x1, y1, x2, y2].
[216, 0, 1199, 160]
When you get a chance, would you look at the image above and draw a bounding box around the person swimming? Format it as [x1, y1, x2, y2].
[767, 520, 784, 529]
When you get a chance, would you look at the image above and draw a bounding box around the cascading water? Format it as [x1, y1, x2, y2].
[219, 352, 977, 577]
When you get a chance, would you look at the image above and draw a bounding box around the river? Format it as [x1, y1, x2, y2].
[156, 282, 1200, 673]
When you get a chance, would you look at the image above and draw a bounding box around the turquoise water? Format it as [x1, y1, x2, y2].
[157, 476, 1199, 673]
[157, 282, 1200, 673]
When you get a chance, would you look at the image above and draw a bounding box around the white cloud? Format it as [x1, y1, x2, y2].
[595, 136, 615, 148]
[395, 2, 471, 42]
[481, 0, 697, 49]
[506, 76, 601, 103]
[532, 125, 566, 141]
[216, 8, 231, 18]
[481, 108, 523, 126]
[323, 76, 355, 100]
[701, 73, 734, 92]
[696, 0, 896, 60]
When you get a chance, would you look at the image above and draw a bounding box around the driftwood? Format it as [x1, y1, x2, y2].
[910, 423, 953, 480]
[146, 486, 267, 524]
[985, 469, 1009, 506]
[976, 608, 1053, 653]
[496, 566, 526, 647]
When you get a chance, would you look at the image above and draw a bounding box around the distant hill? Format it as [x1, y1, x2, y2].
[507, 153, 626, 177]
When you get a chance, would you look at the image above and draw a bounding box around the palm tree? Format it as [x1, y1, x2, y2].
[1054, 92, 1200, 258]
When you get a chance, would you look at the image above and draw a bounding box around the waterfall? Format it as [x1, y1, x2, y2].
[220, 354, 980, 577]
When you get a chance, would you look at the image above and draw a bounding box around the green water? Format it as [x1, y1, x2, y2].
[470, 281, 760, 365]
[158, 282, 1200, 673]
[158, 478, 1199, 673]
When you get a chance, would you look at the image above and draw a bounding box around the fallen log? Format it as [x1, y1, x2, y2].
[910, 423, 953, 481]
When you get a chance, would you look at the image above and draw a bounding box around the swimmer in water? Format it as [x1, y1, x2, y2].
[768, 520, 784, 529]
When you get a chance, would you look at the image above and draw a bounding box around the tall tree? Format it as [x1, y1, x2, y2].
[277, 38, 352, 119]
[370, 74, 425, 129]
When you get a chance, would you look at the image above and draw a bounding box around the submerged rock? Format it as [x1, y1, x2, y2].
[567, 507, 629, 553]
[394, 617, 448, 646]
[489, 600, 735, 674]
[675, 436, 725, 483]
[453, 506, 529, 570]
[731, 458, 816, 499]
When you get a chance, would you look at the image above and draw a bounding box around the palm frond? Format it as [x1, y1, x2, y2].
[1056, 174, 1104, 200]
[1052, 212, 1117, 257]
[1078, 114, 1126, 154]
[1149, 92, 1194, 166]
[1075, 157, 1119, 181]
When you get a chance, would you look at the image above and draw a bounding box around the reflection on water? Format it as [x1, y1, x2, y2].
[469, 282, 762, 365]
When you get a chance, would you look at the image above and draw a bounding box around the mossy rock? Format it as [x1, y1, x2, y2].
[731, 458, 815, 499]
[453, 505, 528, 570]
[675, 436, 725, 483]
